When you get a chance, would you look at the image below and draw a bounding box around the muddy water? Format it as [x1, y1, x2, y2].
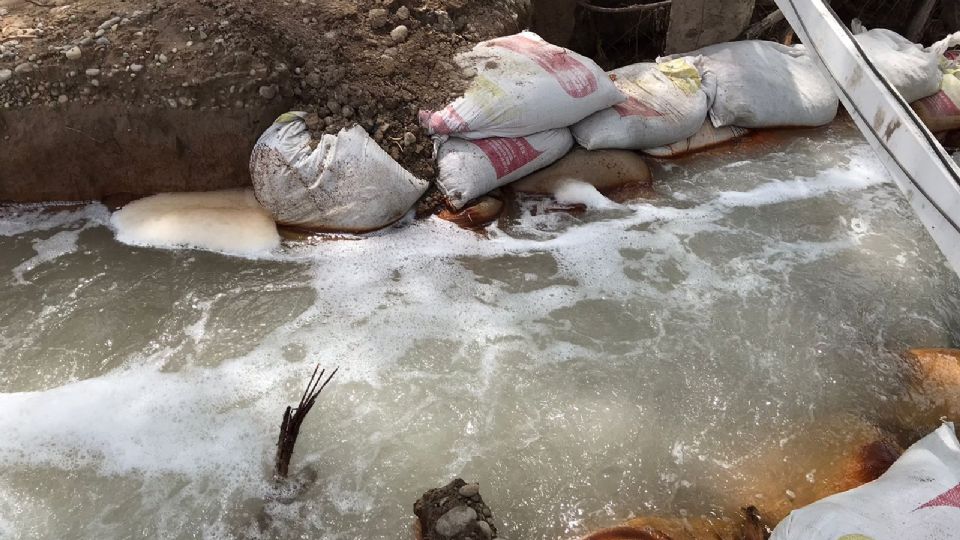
[1, 123, 959, 539]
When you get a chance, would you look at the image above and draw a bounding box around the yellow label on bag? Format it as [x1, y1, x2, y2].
[275, 112, 303, 124]
[943, 72, 960, 102]
[657, 58, 702, 95]
[465, 74, 520, 125]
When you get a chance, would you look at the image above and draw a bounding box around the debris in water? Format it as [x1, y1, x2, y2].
[274, 364, 338, 481]
[437, 195, 505, 230]
[414, 478, 498, 540]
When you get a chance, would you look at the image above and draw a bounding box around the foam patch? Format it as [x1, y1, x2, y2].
[110, 190, 280, 256]
[12, 229, 81, 284]
[552, 179, 623, 210]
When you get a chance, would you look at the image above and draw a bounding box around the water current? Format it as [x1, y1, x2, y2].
[1, 122, 958, 539]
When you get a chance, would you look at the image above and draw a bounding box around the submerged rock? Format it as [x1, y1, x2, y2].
[435, 506, 477, 537]
[905, 348, 960, 394]
[901, 348, 960, 429]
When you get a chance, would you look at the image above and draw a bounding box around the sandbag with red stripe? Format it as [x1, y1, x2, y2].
[436, 129, 574, 210]
[419, 32, 623, 140]
[571, 58, 709, 150]
[914, 51, 960, 133]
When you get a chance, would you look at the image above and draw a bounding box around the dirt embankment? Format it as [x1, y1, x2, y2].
[0, 0, 531, 201]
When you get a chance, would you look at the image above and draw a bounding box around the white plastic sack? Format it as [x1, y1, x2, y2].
[854, 23, 960, 103]
[643, 120, 749, 158]
[666, 41, 838, 129]
[437, 128, 574, 210]
[772, 423, 960, 540]
[250, 112, 428, 233]
[571, 58, 709, 150]
[420, 32, 624, 140]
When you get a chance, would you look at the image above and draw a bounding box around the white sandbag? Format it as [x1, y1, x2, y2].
[853, 23, 960, 103]
[437, 128, 574, 210]
[772, 423, 960, 540]
[250, 112, 428, 233]
[666, 41, 838, 129]
[572, 58, 709, 150]
[643, 120, 750, 158]
[419, 32, 624, 140]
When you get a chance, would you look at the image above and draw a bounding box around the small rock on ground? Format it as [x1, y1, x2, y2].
[390, 25, 409, 43]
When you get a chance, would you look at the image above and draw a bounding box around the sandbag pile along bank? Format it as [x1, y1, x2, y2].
[422, 33, 847, 215]
[421, 31, 624, 211]
[249, 24, 958, 235]
[426, 25, 960, 213]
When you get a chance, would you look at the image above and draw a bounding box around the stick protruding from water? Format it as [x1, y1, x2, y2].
[274, 364, 339, 481]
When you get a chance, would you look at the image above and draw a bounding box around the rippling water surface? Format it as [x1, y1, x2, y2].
[1, 123, 959, 539]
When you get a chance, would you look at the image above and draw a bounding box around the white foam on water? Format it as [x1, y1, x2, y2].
[0, 357, 281, 481]
[714, 164, 884, 208]
[551, 179, 623, 210]
[252, 143, 893, 380]
[110, 189, 281, 256]
[12, 229, 82, 284]
[0, 203, 109, 237]
[2, 134, 951, 539]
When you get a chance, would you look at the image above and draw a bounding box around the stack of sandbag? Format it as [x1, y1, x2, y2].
[250, 112, 429, 233]
[853, 22, 960, 103]
[571, 58, 710, 150]
[665, 40, 839, 129]
[771, 423, 960, 540]
[914, 51, 960, 133]
[421, 31, 624, 209]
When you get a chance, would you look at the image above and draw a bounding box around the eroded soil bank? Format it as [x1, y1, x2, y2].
[0, 0, 531, 200]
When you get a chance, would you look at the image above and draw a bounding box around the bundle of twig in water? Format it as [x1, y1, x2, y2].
[274, 364, 339, 481]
